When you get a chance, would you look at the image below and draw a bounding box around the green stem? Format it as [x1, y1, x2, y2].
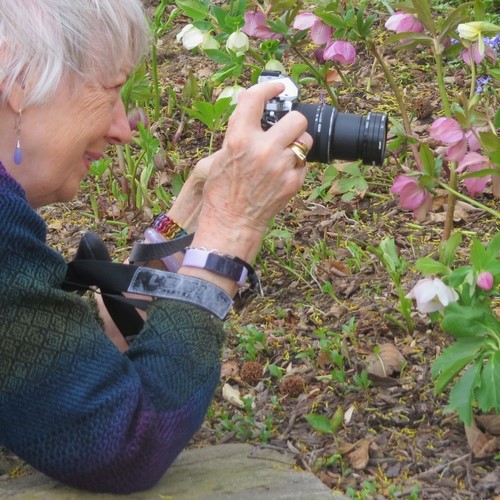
[433, 40, 451, 117]
[151, 42, 161, 122]
[437, 180, 500, 220]
[469, 51, 477, 100]
[289, 45, 338, 106]
[248, 47, 266, 66]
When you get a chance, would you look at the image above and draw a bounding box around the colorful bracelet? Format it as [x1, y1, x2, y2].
[152, 213, 188, 240]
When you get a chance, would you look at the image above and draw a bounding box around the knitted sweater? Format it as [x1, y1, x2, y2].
[0, 162, 226, 493]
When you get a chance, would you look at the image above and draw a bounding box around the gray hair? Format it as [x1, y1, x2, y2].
[0, 0, 151, 106]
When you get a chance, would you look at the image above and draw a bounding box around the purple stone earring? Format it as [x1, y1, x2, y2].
[13, 109, 23, 165]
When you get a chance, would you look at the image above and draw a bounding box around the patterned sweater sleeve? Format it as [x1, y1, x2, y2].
[0, 168, 226, 493]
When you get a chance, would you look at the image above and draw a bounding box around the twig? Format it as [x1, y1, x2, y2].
[415, 453, 470, 479]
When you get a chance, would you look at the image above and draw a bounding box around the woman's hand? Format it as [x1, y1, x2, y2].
[179, 81, 313, 295]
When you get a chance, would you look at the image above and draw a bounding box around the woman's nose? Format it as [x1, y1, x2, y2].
[106, 99, 133, 145]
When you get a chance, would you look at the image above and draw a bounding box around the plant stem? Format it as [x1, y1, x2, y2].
[289, 45, 338, 106]
[438, 179, 500, 220]
[432, 40, 451, 117]
[151, 42, 161, 122]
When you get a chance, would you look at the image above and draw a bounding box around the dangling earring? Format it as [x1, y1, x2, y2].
[13, 109, 23, 165]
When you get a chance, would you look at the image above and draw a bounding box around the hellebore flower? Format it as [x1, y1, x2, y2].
[265, 59, 286, 73]
[217, 85, 244, 105]
[293, 13, 332, 45]
[127, 107, 148, 131]
[429, 117, 468, 162]
[226, 30, 250, 54]
[242, 10, 279, 40]
[391, 175, 433, 220]
[460, 42, 497, 66]
[406, 277, 459, 314]
[323, 40, 356, 65]
[477, 271, 494, 291]
[176, 24, 204, 50]
[385, 12, 424, 34]
[456, 152, 491, 197]
[201, 33, 220, 50]
[457, 22, 500, 56]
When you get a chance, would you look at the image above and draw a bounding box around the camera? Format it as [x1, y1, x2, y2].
[258, 70, 388, 166]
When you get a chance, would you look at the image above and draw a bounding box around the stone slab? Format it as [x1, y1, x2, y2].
[0, 444, 345, 499]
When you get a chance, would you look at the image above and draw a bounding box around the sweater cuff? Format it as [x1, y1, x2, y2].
[127, 267, 233, 320]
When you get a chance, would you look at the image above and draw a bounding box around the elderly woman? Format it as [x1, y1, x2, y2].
[0, 0, 312, 494]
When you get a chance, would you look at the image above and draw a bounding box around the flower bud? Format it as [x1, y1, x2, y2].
[226, 30, 249, 53]
[127, 107, 148, 131]
[477, 271, 494, 291]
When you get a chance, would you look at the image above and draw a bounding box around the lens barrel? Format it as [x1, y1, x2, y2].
[292, 103, 388, 166]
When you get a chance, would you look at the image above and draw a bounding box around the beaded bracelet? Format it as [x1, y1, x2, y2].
[152, 213, 188, 240]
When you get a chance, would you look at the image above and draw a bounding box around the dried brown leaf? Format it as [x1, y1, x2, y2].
[476, 414, 500, 436]
[366, 343, 406, 379]
[345, 438, 372, 470]
[221, 361, 239, 379]
[465, 420, 500, 458]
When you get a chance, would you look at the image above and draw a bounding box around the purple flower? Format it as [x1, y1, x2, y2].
[429, 117, 468, 162]
[477, 271, 494, 291]
[242, 11, 279, 40]
[460, 42, 497, 66]
[293, 13, 332, 45]
[323, 40, 356, 65]
[385, 12, 424, 34]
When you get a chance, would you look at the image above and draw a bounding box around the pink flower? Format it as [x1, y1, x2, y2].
[242, 11, 279, 40]
[456, 152, 491, 197]
[391, 175, 432, 219]
[127, 107, 148, 131]
[430, 117, 464, 144]
[293, 13, 332, 45]
[385, 12, 424, 34]
[460, 42, 497, 66]
[323, 40, 356, 65]
[429, 117, 468, 162]
[477, 271, 494, 291]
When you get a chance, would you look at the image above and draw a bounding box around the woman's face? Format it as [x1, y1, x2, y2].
[16, 71, 132, 208]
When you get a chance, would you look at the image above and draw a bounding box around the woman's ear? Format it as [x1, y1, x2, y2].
[0, 79, 25, 113]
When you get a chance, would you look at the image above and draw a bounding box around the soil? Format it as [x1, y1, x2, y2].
[2, 2, 499, 499]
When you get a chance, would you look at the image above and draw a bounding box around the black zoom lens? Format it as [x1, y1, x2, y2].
[293, 103, 388, 166]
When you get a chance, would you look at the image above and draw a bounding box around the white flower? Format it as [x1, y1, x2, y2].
[217, 85, 244, 105]
[406, 277, 459, 314]
[226, 30, 249, 53]
[265, 59, 286, 73]
[202, 33, 220, 50]
[176, 24, 204, 50]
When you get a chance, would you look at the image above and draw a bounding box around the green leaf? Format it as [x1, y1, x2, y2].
[385, 32, 433, 46]
[442, 302, 500, 338]
[305, 414, 333, 434]
[438, 3, 473, 41]
[495, 108, 500, 129]
[415, 257, 450, 276]
[203, 49, 234, 65]
[439, 232, 462, 267]
[486, 233, 500, 261]
[448, 361, 482, 425]
[432, 337, 484, 394]
[410, 0, 435, 34]
[175, 0, 209, 21]
[477, 351, 500, 414]
[419, 143, 436, 177]
[470, 238, 487, 268]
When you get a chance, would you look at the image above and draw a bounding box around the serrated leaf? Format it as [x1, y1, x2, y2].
[477, 351, 500, 413]
[203, 49, 234, 65]
[439, 232, 462, 267]
[470, 238, 487, 268]
[420, 143, 436, 177]
[447, 361, 482, 426]
[305, 414, 333, 434]
[432, 337, 484, 393]
[438, 3, 473, 41]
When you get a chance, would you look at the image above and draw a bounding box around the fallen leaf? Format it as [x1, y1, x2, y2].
[341, 438, 372, 470]
[476, 414, 500, 436]
[465, 420, 500, 458]
[366, 343, 406, 378]
[222, 383, 245, 409]
[221, 361, 239, 379]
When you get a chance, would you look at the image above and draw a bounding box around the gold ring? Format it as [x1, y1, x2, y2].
[288, 140, 309, 167]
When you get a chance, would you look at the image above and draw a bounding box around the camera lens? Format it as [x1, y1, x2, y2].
[292, 103, 388, 165]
